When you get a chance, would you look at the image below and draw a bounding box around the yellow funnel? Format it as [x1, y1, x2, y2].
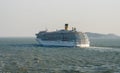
[65, 24, 68, 30]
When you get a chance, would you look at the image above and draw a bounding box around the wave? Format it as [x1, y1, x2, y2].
[86, 46, 120, 52]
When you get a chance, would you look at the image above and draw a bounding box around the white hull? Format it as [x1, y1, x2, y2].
[36, 39, 89, 48]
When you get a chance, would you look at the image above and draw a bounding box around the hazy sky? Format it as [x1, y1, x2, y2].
[0, 0, 120, 37]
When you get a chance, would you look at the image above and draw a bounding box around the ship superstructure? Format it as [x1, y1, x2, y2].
[36, 24, 90, 47]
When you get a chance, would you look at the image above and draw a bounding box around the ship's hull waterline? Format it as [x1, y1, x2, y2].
[36, 39, 90, 48]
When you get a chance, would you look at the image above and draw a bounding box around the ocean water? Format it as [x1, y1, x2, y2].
[0, 38, 120, 73]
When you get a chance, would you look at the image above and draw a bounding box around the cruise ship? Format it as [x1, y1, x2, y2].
[36, 24, 90, 48]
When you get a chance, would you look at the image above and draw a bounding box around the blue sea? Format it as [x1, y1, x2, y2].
[0, 38, 120, 73]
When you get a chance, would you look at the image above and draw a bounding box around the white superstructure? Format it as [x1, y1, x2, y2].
[36, 38, 90, 48]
